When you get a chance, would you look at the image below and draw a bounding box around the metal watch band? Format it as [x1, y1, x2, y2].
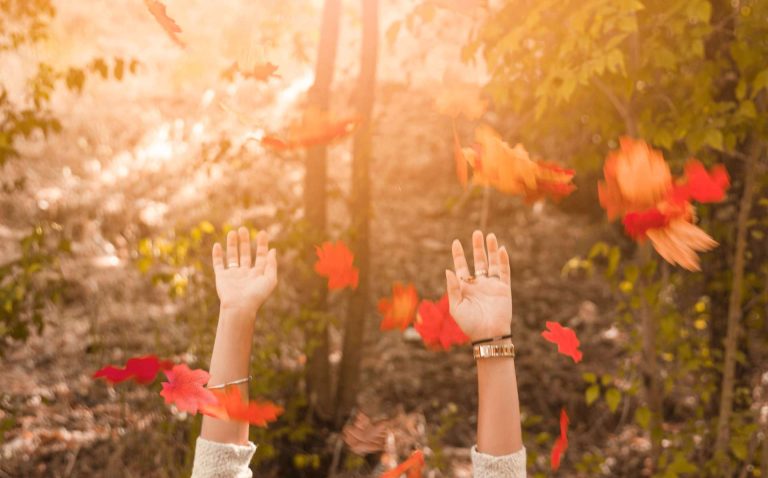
[473, 342, 516, 360]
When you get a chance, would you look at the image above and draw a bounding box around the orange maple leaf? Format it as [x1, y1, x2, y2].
[202, 386, 283, 427]
[378, 283, 420, 331]
[143, 0, 185, 48]
[262, 107, 360, 151]
[379, 450, 425, 478]
[314, 240, 359, 290]
[598, 137, 672, 220]
[456, 124, 575, 201]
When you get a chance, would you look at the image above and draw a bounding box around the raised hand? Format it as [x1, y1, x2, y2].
[445, 230, 513, 342]
[212, 227, 277, 318]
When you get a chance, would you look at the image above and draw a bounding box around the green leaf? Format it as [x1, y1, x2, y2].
[586, 384, 600, 405]
[605, 388, 621, 412]
[703, 129, 723, 151]
[583, 372, 597, 383]
[737, 100, 757, 119]
[753, 68, 768, 97]
[635, 406, 651, 428]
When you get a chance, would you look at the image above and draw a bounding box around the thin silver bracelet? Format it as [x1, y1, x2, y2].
[206, 375, 252, 390]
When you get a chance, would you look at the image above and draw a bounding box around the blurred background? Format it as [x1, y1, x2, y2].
[0, 0, 766, 476]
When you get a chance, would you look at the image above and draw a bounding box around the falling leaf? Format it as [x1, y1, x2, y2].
[675, 159, 730, 204]
[434, 82, 487, 120]
[460, 125, 575, 201]
[380, 450, 425, 478]
[342, 411, 391, 455]
[551, 408, 569, 471]
[541, 321, 582, 363]
[159, 364, 217, 414]
[379, 283, 420, 331]
[646, 219, 718, 272]
[202, 386, 283, 427]
[93, 355, 174, 385]
[314, 240, 359, 290]
[598, 137, 672, 220]
[414, 294, 469, 351]
[261, 107, 360, 151]
[143, 0, 185, 48]
[598, 138, 729, 271]
[221, 61, 280, 82]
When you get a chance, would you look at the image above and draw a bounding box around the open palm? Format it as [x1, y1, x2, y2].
[212, 228, 277, 318]
[446, 230, 513, 341]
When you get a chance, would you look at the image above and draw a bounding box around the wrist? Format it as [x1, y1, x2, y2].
[218, 304, 257, 327]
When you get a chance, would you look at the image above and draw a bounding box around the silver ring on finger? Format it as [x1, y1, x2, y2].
[228, 261, 239, 268]
[475, 270, 488, 277]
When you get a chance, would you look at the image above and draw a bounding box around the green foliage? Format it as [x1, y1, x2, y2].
[0, 223, 68, 351]
[0, 0, 138, 349]
[427, 402, 460, 472]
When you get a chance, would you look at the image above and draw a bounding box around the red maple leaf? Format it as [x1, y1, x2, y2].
[414, 294, 469, 351]
[93, 355, 174, 385]
[202, 386, 283, 427]
[143, 0, 185, 48]
[380, 450, 425, 478]
[541, 321, 582, 363]
[160, 364, 217, 414]
[314, 241, 359, 290]
[378, 283, 420, 331]
[551, 408, 569, 471]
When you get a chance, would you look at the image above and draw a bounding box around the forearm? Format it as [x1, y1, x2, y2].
[201, 306, 255, 445]
[476, 349, 523, 456]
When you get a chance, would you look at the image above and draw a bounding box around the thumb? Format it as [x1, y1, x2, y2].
[445, 269, 462, 309]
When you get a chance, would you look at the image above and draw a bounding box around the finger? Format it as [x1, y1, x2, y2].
[486, 233, 500, 278]
[451, 239, 471, 279]
[226, 230, 238, 267]
[472, 230, 488, 275]
[212, 242, 224, 271]
[253, 230, 269, 274]
[445, 269, 462, 309]
[238, 227, 252, 267]
[498, 246, 511, 285]
[264, 248, 277, 284]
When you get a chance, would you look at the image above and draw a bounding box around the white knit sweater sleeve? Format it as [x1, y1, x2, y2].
[191, 437, 257, 478]
[471, 446, 526, 478]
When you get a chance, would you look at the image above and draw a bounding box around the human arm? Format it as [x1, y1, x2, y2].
[446, 230, 526, 476]
[191, 227, 277, 478]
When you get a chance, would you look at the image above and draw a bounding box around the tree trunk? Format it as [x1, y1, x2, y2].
[304, 0, 341, 422]
[639, 243, 663, 467]
[714, 143, 758, 465]
[336, 0, 378, 425]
